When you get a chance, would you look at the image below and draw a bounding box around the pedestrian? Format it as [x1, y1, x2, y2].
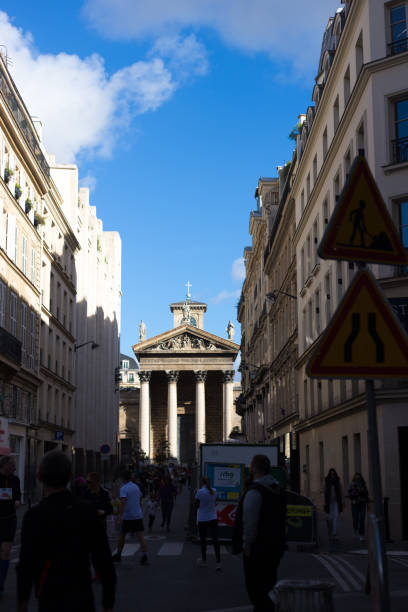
[158, 476, 177, 532]
[145, 492, 159, 532]
[195, 477, 221, 570]
[16, 450, 116, 612]
[112, 471, 148, 565]
[348, 472, 369, 541]
[84, 472, 113, 528]
[72, 476, 87, 499]
[0, 455, 21, 598]
[232, 454, 286, 612]
[324, 467, 343, 539]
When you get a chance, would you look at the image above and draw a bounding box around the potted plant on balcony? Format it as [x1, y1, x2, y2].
[4, 166, 14, 184]
[34, 212, 45, 228]
[14, 183, 22, 200]
[25, 198, 33, 214]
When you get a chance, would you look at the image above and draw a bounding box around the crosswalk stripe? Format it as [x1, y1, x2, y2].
[335, 555, 366, 585]
[390, 556, 408, 569]
[122, 543, 140, 556]
[313, 554, 350, 592]
[207, 546, 230, 556]
[158, 542, 184, 556]
[328, 556, 361, 591]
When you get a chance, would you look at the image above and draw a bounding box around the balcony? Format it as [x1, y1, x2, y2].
[0, 326, 22, 367]
[388, 38, 408, 56]
[391, 137, 408, 164]
[0, 70, 50, 177]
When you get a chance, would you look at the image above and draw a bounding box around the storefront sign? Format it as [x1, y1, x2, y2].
[0, 417, 10, 455]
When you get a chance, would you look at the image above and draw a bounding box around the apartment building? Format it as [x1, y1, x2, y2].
[118, 353, 140, 468]
[237, 178, 279, 440]
[293, 0, 408, 538]
[70, 187, 121, 477]
[0, 50, 122, 493]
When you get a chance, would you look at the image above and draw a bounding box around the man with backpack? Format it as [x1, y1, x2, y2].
[233, 454, 286, 612]
[16, 450, 116, 612]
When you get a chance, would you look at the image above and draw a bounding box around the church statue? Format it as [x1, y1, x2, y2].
[227, 320, 235, 341]
[139, 320, 146, 341]
[182, 301, 191, 324]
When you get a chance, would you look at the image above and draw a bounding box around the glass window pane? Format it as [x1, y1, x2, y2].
[391, 6, 406, 25]
[392, 22, 407, 41]
[397, 99, 408, 121]
[400, 202, 408, 247]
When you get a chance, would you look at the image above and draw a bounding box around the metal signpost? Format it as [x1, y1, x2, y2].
[308, 155, 408, 612]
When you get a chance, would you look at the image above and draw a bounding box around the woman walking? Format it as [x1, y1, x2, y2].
[324, 468, 343, 539]
[348, 472, 369, 541]
[195, 477, 221, 570]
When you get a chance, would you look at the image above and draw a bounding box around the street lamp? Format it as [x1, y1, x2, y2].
[74, 341, 99, 352]
[266, 290, 297, 302]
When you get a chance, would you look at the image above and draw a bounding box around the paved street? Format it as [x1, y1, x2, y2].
[3, 487, 408, 611]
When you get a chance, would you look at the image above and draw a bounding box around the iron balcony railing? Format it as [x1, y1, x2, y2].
[0, 71, 50, 177]
[388, 38, 408, 56]
[391, 136, 408, 164]
[0, 326, 22, 366]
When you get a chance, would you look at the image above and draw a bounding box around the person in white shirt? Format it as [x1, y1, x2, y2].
[195, 477, 221, 570]
[112, 471, 148, 565]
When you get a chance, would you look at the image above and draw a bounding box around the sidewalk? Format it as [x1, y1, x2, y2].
[315, 507, 408, 554]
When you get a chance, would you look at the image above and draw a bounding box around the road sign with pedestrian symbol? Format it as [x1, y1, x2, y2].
[318, 155, 408, 265]
[307, 270, 408, 378]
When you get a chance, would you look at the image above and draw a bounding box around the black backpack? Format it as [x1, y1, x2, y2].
[231, 482, 286, 556]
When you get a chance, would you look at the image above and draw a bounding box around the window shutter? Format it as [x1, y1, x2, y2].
[28, 186, 35, 224]
[0, 137, 4, 179]
[19, 169, 25, 210]
[0, 281, 6, 327]
[0, 197, 3, 249]
[6, 213, 16, 260]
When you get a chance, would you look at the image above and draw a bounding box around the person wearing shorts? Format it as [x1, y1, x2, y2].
[0, 456, 21, 597]
[112, 471, 148, 565]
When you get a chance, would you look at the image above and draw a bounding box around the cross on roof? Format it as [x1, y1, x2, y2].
[185, 280, 192, 299]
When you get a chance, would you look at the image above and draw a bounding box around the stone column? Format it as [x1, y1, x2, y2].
[223, 370, 235, 440]
[139, 371, 151, 457]
[194, 371, 207, 448]
[166, 371, 179, 460]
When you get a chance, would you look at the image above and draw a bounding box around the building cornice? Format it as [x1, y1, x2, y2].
[40, 365, 76, 391]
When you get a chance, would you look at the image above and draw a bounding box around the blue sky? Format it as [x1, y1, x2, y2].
[1, 1, 340, 358]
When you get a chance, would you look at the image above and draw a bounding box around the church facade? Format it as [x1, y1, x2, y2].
[132, 295, 239, 464]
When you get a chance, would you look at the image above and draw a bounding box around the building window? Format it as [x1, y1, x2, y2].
[392, 98, 408, 164]
[10, 291, 17, 336]
[128, 372, 135, 382]
[313, 219, 319, 267]
[28, 311, 36, 369]
[342, 435, 350, 490]
[30, 249, 36, 285]
[315, 289, 321, 336]
[313, 155, 318, 184]
[301, 189, 305, 213]
[343, 65, 351, 107]
[323, 199, 329, 226]
[306, 173, 311, 199]
[354, 433, 361, 474]
[21, 302, 27, 359]
[22, 236, 27, 276]
[325, 272, 331, 324]
[355, 31, 364, 75]
[389, 4, 407, 55]
[121, 359, 129, 369]
[322, 127, 328, 158]
[333, 96, 340, 132]
[0, 280, 6, 327]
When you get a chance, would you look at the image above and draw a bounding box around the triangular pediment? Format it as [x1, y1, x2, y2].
[133, 324, 239, 356]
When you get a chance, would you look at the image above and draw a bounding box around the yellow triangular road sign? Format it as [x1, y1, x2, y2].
[307, 270, 408, 378]
[318, 156, 408, 265]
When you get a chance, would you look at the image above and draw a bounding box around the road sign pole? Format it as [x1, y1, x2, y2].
[365, 378, 390, 612]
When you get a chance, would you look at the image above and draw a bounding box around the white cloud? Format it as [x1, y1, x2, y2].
[83, 0, 340, 76]
[149, 33, 209, 79]
[79, 173, 97, 192]
[0, 12, 204, 163]
[212, 289, 241, 304]
[232, 257, 245, 282]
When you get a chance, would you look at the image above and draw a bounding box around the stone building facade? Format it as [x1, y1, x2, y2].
[133, 297, 239, 464]
[0, 50, 121, 493]
[293, 0, 408, 538]
[118, 353, 140, 467]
